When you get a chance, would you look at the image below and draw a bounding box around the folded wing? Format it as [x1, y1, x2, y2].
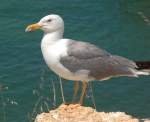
[60, 40, 138, 80]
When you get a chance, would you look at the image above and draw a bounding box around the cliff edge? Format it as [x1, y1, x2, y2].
[35, 104, 150, 122]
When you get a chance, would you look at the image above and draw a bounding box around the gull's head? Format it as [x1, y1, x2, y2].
[25, 14, 64, 33]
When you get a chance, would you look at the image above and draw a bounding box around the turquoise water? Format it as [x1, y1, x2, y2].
[0, 0, 150, 121]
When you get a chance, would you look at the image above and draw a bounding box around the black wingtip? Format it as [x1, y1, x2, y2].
[135, 61, 150, 70]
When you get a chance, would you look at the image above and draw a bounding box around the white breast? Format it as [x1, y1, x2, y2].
[41, 38, 93, 81]
[41, 39, 69, 74]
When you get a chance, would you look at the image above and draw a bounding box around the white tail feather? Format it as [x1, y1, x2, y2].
[136, 71, 150, 75]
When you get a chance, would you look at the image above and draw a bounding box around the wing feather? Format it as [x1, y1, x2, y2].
[60, 40, 137, 80]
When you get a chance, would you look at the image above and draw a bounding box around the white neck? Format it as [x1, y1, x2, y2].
[41, 30, 64, 46]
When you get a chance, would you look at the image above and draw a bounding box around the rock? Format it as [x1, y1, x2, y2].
[35, 104, 150, 122]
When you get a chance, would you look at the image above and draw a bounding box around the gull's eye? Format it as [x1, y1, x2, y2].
[47, 19, 52, 22]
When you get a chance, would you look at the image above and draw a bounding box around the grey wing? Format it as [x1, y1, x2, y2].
[67, 40, 110, 59]
[60, 40, 137, 80]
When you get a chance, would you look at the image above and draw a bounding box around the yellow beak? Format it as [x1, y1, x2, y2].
[25, 23, 42, 32]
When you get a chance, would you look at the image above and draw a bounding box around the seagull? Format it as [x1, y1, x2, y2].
[26, 14, 150, 105]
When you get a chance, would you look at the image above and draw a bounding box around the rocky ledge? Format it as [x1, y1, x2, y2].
[35, 104, 150, 122]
